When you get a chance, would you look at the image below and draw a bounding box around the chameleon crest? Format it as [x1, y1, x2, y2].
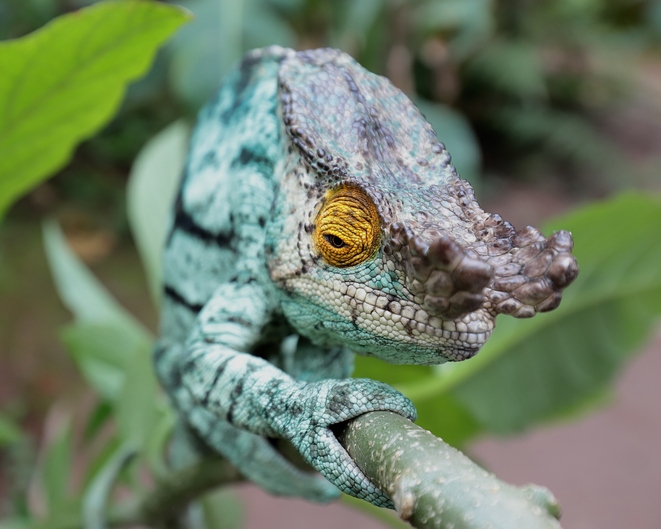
[156, 47, 578, 509]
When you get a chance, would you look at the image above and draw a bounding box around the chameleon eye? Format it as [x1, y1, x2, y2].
[314, 186, 381, 268]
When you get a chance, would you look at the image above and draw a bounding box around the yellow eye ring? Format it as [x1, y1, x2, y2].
[313, 186, 381, 267]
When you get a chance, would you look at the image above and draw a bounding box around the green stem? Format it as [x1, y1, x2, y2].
[337, 411, 563, 529]
[136, 457, 242, 528]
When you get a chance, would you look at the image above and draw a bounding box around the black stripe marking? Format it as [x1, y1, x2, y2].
[221, 54, 261, 124]
[153, 344, 167, 364]
[236, 53, 261, 99]
[226, 379, 243, 425]
[200, 150, 218, 169]
[170, 364, 182, 389]
[170, 193, 234, 247]
[201, 357, 231, 407]
[232, 146, 274, 169]
[164, 284, 204, 313]
[225, 363, 260, 425]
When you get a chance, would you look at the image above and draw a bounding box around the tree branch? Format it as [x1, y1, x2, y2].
[336, 411, 563, 529]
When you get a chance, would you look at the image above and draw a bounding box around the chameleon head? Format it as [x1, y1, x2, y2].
[266, 48, 578, 365]
[268, 175, 578, 365]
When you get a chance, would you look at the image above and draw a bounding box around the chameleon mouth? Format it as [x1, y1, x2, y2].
[375, 299, 494, 362]
[329, 278, 495, 361]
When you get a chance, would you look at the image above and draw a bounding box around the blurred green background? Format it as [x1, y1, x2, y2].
[1, 0, 661, 528]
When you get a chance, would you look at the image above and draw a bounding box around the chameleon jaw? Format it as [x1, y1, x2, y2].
[279, 271, 495, 364]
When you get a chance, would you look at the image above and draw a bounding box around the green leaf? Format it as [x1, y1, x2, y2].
[0, 413, 23, 446]
[413, 0, 493, 59]
[0, 0, 191, 217]
[648, 1, 661, 37]
[169, 0, 241, 111]
[0, 521, 33, 529]
[114, 345, 163, 451]
[40, 415, 73, 517]
[414, 0, 490, 33]
[244, 0, 296, 50]
[83, 401, 114, 442]
[44, 221, 154, 402]
[201, 488, 245, 529]
[60, 323, 148, 401]
[414, 393, 482, 447]
[492, 106, 622, 175]
[400, 193, 661, 436]
[354, 356, 434, 387]
[82, 443, 135, 529]
[127, 120, 190, 306]
[144, 404, 176, 478]
[466, 39, 547, 99]
[354, 357, 481, 447]
[81, 436, 121, 492]
[333, 0, 384, 46]
[43, 220, 151, 340]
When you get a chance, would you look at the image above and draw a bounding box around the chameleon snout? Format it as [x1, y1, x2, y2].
[386, 214, 579, 323]
[387, 222, 494, 320]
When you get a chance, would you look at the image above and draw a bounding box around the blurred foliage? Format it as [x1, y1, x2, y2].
[126, 120, 191, 304]
[0, 123, 246, 529]
[0, 415, 22, 448]
[5, 0, 661, 220]
[1, 0, 661, 528]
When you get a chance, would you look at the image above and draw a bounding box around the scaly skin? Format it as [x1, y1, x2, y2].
[155, 47, 578, 508]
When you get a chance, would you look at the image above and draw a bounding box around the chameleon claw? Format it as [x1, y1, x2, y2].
[275, 378, 416, 507]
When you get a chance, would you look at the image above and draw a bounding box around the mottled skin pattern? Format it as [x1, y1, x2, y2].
[155, 47, 579, 508]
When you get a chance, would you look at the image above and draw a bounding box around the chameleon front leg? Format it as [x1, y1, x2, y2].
[157, 341, 340, 502]
[178, 281, 416, 507]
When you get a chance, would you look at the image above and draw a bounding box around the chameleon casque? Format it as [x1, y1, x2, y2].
[155, 46, 578, 508]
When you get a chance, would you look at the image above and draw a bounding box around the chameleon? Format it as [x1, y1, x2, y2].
[154, 46, 578, 508]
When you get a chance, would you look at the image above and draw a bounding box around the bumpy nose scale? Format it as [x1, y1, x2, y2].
[387, 223, 494, 319]
[486, 222, 579, 318]
[385, 215, 579, 322]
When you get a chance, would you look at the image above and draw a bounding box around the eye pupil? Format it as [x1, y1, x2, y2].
[314, 186, 380, 267]
[324, 233, 346, 248]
